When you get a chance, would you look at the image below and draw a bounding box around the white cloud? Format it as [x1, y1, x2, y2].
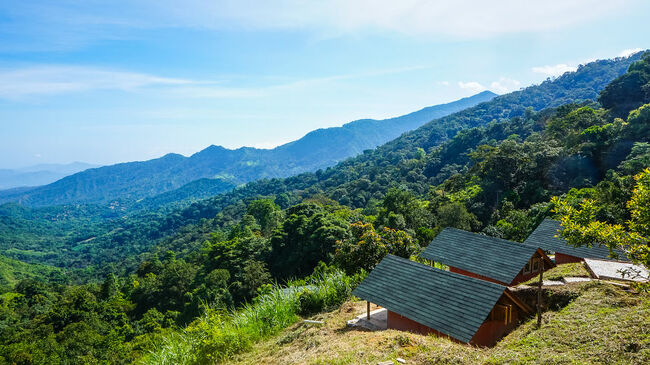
[619, 48, 643, 58]
[531, 63, 578, 77]
[458, 81, 486, 93]
[0, 0, 633, 49]
[0, 64, 426, 100]
[459, 77, 521, 95]
[490, 77, 521, 94]
[156, 65, 426, 99]
[0, 66, 194, 99]
[147, 0, 631, 38]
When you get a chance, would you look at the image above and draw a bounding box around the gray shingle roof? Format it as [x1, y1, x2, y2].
[419, 228, 541, 284]
[352, 255, 506, 343]
[524, 219, 625, 261]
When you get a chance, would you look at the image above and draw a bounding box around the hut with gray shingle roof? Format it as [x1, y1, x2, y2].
[419, 228, 555, 286]
[524, 219, 627, 264]
[352, 255, 531, 347]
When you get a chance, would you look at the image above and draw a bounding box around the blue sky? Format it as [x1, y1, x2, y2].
[0, 0, 648, 168]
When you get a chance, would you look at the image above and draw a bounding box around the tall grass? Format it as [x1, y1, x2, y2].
[141, 269, 362, 364]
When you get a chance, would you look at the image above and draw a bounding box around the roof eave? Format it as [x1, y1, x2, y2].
[503, 288, 533, 314]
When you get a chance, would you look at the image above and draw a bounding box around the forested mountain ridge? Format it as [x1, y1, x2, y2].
[140, 54, 644, 229]
[2, 53, 636, 209]
[271, 90, 496, 170]
[130, 51, 647, 266]
[0, 91, 495, 207]
[0, 53, 642, 275]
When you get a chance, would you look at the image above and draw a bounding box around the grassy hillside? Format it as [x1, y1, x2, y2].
[230, 281, 649, 365]
[0, 255, 63, 288]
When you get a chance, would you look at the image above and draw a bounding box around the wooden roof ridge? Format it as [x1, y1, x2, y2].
[535, 247, 556, 271]
[503, 288, 533, 314]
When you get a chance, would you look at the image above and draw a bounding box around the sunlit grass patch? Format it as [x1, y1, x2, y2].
[521, 262, 590, 285]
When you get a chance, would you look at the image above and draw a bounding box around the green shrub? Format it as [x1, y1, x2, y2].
[298, 289, 324, 315]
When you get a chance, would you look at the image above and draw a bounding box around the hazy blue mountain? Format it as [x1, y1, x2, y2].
[271, 91, 497, 170]
[0, 162, 98, 190]
[16, 162, 98, 175]
[0, 92, 495, 206]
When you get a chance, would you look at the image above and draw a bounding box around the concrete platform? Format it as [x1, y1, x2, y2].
[542, 280, 565, 286]
[562, 276, 593, 284]
[584, 258, 649, 282]
[347, 308, 387, 331]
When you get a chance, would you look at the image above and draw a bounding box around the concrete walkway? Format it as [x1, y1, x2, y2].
[585, 258, 649, 282]
[347, 308, 387, 331]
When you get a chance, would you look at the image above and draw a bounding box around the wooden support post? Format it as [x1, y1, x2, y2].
[367, 301, 370, 320]
[537, 258, 544, 328]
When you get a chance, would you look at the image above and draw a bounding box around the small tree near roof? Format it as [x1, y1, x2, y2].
[552, 168, 650, 273]
[334, 222, 420, 274]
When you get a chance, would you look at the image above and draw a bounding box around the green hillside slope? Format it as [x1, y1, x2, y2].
[0, 255, 63, 289]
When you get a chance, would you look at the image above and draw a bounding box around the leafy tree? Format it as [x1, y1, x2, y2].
[131, 254, 198, 316]
[100, 273, 119, 299]
[184, 268, 232, 320]
[436, 202, 480, 231]
[619, 142, 650, 175]
[599, 52, 650, 117]
[202, 231, 269, 302]
[334, 222, 419, 274]
[246, 199, 282, 236]
[625, 103, 650, 141]
[241, 260, 271, 299]
[268, 203, 349, 278]
[376, 188, 434, 244]
[552, 168, 650, 271]
[484, 201, 552, 242]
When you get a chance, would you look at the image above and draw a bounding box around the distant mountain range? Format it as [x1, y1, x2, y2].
[0, 51, 643, 274]
[0, 162, 98, 190]
[0, 91, 496, 206]
[1, 51, 641, 208]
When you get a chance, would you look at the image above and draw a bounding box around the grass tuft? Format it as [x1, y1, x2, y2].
[521, 262, 590, 285]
